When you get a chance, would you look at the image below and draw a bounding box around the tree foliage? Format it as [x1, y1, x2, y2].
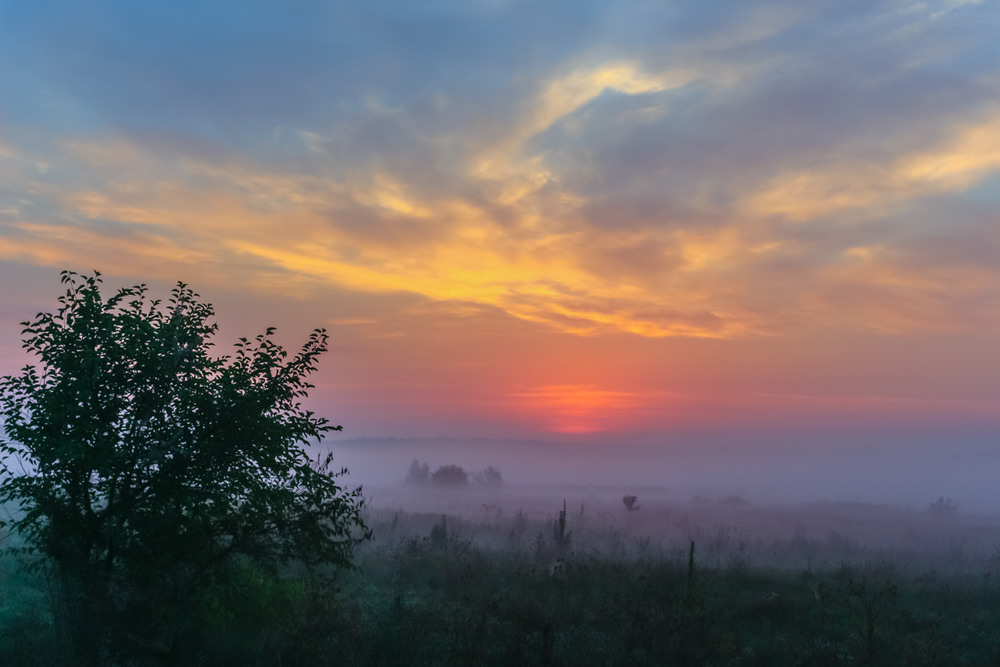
[0, 271, 368, 663]
[405, 459, 430, 486]
[473, 465, 503, 488]
[430, 464, 469, 487]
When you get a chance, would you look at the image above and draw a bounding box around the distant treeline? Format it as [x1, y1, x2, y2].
[405, 460, 503, 488]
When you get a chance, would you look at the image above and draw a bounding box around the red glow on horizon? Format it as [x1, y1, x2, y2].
[512, 384, 650, 434]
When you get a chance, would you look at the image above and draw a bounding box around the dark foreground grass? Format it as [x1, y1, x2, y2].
[331, 539, 1000, 667]
[3, 515, 1000, 666]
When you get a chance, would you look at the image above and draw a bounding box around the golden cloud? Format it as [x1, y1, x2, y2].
[746, 114, 1000, 221]
[5, 88, 999, 343]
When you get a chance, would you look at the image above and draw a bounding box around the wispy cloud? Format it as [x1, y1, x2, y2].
[1, 0, 999, 345]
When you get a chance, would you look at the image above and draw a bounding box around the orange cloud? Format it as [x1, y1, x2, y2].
[5, 88, 1000, 346]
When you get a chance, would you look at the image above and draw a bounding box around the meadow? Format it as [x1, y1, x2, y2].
[4, 485, 1000, 665]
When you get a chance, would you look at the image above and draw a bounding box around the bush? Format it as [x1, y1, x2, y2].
[927, 497, 959, 517]
[623, 495, 640, 512]
[431, 464, 469, 487]
[474, 465, 504, 488]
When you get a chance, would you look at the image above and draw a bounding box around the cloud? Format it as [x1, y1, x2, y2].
[746, 114, 1000, 220]
[2, 0, 999, 343]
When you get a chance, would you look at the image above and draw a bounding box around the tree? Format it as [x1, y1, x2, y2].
[405, 459, 430, 486]
[430, 464, 468, 487]
[622, 494, 640, 511]
[473, 465, 503, 488]
[0, 271, 369, 664]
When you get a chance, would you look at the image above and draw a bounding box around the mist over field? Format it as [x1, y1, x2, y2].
[331, 427, 1000, 514]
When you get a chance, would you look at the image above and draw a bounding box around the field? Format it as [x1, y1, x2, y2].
[4, 486, 1000, 665]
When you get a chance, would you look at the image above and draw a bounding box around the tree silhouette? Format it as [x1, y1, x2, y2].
[431, 464, 469, 487]
[0, 271, 368, 664]
[406, 459, 430, 486]
[474, 465, 503, 488]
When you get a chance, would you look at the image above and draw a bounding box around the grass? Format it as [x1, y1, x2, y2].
[329, 534, 1000, 666]
[4, 493, 1000, 665]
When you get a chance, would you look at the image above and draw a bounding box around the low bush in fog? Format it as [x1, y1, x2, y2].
[927, 496, 960, 516]
[623, 494, 640, 511]
[406, 459, 504, 489]
[431, 463, 470, 487]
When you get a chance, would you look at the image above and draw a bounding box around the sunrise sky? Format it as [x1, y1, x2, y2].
[1, 1, 998, 496]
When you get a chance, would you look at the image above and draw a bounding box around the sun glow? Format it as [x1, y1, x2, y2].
[513, 384, 653, 434]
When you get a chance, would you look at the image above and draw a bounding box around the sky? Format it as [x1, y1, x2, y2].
[1, 1, 999, 502]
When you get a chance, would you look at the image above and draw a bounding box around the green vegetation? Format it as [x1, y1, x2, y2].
[551, 499, 572, 557]
[272, 506, 1000, 666]
[0, 271, 368, 665]
[4, 501, 1000, 665]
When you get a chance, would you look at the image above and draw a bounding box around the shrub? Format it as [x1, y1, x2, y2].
[623, 495, 640, 512]
[474, 465, 504, 488]
[431, 464, 469, 487]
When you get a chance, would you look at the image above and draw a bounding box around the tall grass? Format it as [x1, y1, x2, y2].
[4, 496, 1000, 665]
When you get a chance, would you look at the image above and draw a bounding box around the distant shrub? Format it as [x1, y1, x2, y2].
[406, 459, 431, 486]
[927, 497, 959, 517]
[623, 495, 640, 512]
[431, 464, 469, 487]
[473, 465, 504, 488]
